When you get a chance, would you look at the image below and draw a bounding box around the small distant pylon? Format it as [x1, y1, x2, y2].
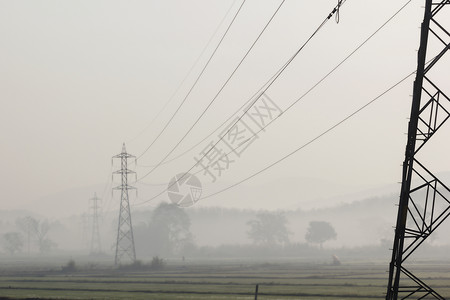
[112, 143, 137, 265]
[81, 213, 89, 250]
[89, 192, 102, 255]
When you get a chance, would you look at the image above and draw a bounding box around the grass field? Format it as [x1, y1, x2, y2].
[0, 259, 449, 299]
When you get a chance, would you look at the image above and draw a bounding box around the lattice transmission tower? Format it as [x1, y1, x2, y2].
[112, 143, 137, 265]
[89, 192, 102, 255]
[386, 1, 450, 299]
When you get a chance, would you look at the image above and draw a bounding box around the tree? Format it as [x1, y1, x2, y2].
[16, 217, 56, 253]
[32, 218, 56, 253]
[16, 216, 34, 254]
[247, 212, 290, 246]
[135, 203, 193, 257]
[2, 232, 24, 255]
[305, 221, 337, 248]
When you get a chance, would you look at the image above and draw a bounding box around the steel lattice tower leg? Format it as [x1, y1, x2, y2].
[89, 192, 102, 255]
[386, 1, 450, 299]
[113, 143, 137, 265]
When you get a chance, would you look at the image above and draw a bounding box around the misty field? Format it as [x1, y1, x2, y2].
[1, 259, 450, 299]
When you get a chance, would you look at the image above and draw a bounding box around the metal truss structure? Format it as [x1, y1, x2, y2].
[112, 143, 137, 265]
[386, 0, 450, 298]
[89, 192, 102, 255]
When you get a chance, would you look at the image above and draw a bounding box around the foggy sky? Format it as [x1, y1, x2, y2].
[1, 0, 449, 217]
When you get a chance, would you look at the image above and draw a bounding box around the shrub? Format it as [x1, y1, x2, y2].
[118, 260, 144, 271]
[62, 260, 76, 272]
[150, 256, 165, 270]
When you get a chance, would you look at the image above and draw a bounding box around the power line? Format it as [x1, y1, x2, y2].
[133, 0, 349, 204]
[132, 0, 415, 206]
[136, 0, 352, 171]
[128, 0, 239, 147]
[173, 0, 350, 186]
[99, 165, 114, 218]
[134, 0, 247, 161]
[138, 0, 412, 172]
[134, 68, 414, 206]
[280, 0, 413, 117]
[136, 0, 287, 182]
[134, 83, 270, 168]
[198, 70, 415, 202]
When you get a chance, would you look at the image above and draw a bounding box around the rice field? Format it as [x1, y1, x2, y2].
[0, 259, 449, 299]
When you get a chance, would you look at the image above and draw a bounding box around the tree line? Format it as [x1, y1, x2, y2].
[1, 203, 338, 258]
[133, 203, 337, 258]
[2, 216, 56, 255]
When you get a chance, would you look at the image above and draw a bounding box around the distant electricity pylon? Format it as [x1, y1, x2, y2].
[89, 192, 102, 255]
[81, 213, 89, 250]
[112, 143, 137, 265]
[386, 1, 450, 299]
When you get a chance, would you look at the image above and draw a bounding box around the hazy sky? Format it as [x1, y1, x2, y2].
[1, 0, 449, 216]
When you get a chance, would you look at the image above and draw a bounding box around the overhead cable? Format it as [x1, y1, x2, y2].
[136, 0, 352, 170]
[170, 0, 350, 188]
[198, 70, 416, 202]
[133, 0, 415, 206]
[133, 0, 349, 204]
[136, 0, 287, 181]
[135, 0, 247, 161]
[197, 0, 418, 202]
[128, 0, 239, 147]
[138, 0, 412, 171]
[134, 68, 415, 206]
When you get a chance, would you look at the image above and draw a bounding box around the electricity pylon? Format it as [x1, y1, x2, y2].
[112, 143, 137, 265]
[81, 213, 89, 250]
[386, 1, 450, 298]
[89, 192, 102, 255]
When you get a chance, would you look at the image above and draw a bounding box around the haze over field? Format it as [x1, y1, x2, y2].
[1, 0, 450, 261]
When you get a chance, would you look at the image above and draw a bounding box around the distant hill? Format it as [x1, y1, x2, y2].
[192, 175, 399, 211]
[20, 176, 351, 217]
[4, 173, 450, 250]
[187, 193, 399, 248]
[21, 171, 450, 220]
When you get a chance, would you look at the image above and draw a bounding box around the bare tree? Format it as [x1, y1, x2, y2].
[16, 216, 35, 254]
[34, 219, 56, 253]
[16, 217, 56, 253]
